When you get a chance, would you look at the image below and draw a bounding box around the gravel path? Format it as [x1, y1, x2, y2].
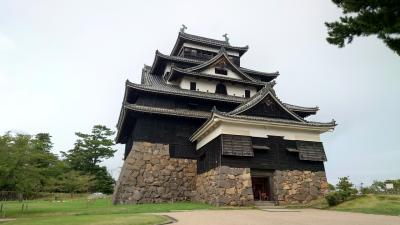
[160, 209, 400, 225]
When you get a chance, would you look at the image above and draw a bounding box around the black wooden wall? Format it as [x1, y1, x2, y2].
[196, 137, 221, 174]
[196, 135, 325, 174]
[124, 114, 205, 160]
[133, 92, 238, 113]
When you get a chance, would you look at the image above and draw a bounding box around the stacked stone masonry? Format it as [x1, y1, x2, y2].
[273, 170, 329, 204]
[112, 142, 197, 204]
[113, 142, 329, 206]
[195, 166, 254, 206]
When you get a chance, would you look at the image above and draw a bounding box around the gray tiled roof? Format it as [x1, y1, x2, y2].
[283, 103, 319, 112]
[213, 109, 336, 127]
[170, 32, 249, 56]
[130, 69, 247, 103]
[132, 67, 320, 113]
[167, 67, 265, 87]
[153, 51, 278, 78]
[227, 83, 310, 123]
[125, 103, 210, 119]
[185, 51, 258, 82]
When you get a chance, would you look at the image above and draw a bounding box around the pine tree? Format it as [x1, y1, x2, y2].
[325, 0, 400, 55]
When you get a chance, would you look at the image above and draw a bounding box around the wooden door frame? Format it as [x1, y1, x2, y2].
[250, 169, 275, 201]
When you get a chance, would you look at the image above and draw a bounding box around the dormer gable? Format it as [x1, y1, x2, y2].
[186, 51, 257, 82]
[228, 84, 304, 122]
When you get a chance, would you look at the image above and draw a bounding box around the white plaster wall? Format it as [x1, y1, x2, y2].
[182, 43, 239, 57]
[196, 121, 322, 149]
[179, 77, 257, 98]
[163, 64, 172, 76]
[201, 67, 242, 80]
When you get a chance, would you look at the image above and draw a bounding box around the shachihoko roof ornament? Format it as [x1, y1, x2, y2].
[222, 33, 230, 45]
[180, 24, 187, 33]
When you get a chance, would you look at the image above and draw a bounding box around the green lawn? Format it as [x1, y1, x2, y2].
[287, 194, 400, 216]
[0, 197, 214, 225]
[333, 195, 400, 216]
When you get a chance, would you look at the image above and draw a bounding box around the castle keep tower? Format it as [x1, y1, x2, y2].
[113, 31, 336, 206]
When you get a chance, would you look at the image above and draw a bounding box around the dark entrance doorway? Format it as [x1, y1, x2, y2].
[251, 177, 272, 201]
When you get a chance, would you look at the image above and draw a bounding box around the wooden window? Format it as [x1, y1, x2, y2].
[190, 82, 196, 91]
[245, 90, 251, 98]
[215, 67, 228, 75]
[215, 83, 227, 95]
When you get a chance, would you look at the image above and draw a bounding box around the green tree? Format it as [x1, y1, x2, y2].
[92, 167, 115, 194]
[0, 132, 60, 195]
[62, 125, 116, 193]
[63, 125, 116, 172]
[57, 171, 94, 194]
[336, 176, 358, 198]
[328, 183, 336, 191]
[325, 0, 400, 55]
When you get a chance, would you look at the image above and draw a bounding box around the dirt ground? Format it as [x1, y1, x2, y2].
[161, 209, 400, 225]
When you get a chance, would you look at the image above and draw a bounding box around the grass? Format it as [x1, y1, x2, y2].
[2, 214, 166, 225]
[287, 194, 400, 216]
[333, 195, 400, 216]
[0, 197, 214, 225]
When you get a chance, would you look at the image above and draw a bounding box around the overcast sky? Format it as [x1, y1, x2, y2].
[1, 0, 399, 186]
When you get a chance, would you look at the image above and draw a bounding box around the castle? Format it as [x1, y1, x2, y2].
[113, 30, 336, 206]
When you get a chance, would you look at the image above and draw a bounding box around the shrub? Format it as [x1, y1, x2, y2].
[325, 191, 344, 206]
[325, 176, 358, 206]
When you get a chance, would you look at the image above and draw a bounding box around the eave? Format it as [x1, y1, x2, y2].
[115, 102, 210, 143]
[166, 67, 266, 87]
[190, 111, 336, 142]
[126, 80, 246, 104]
[170, 32, 249, 57]
[150, 51, 279, 81]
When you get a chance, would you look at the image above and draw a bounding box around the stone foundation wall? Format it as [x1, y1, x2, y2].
[112, 142, 197, 204]
[195, 166, 254, 206]
[273, 170, 328, 204]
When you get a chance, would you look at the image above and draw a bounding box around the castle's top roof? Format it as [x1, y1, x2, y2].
[170, 32, 249, 56]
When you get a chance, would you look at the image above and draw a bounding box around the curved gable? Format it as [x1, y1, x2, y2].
[238, 94, 299, 121]
[187, 51, 257, 82]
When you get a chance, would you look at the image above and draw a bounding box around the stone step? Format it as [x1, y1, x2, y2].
[254, 201, 276, 206]
[254, 201, 286, 209]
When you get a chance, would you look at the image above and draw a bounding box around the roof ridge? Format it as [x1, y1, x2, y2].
[214, 110, 336, 127]
[170, 32, 249, 57]
[155, 50, 278, 77]
[179, 32, 249, 49]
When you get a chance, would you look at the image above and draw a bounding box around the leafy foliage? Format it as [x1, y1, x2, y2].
[0, 125, 117, 196]
[362, 179, 400, 194]
[325, 191, 344, 206]
[336, 176, 358, 198]
[62, 125, 117, 194]
[0, 133, 59, 194]
[325, 0, 400, 55]
[325, 176, 358, 206]
[328, 183, 336, 191]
